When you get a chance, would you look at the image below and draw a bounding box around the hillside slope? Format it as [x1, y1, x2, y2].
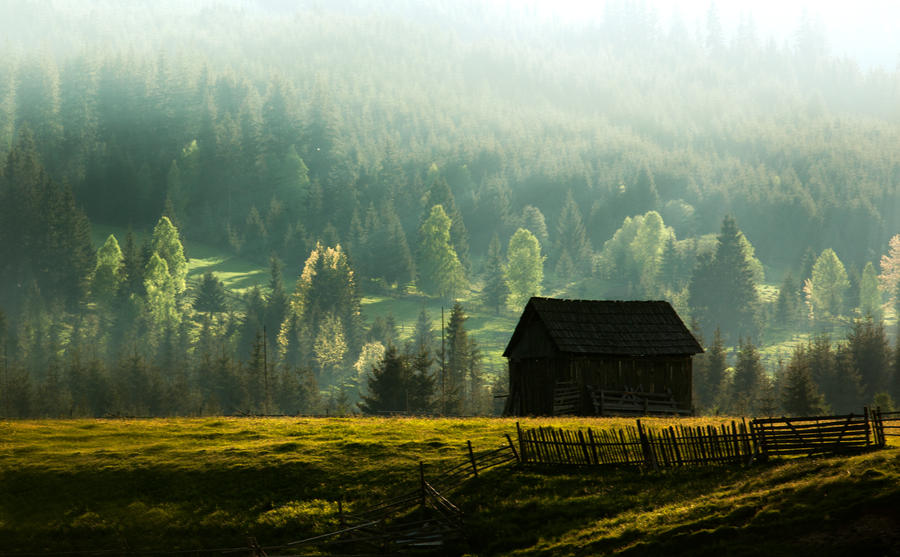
[1, 417, 897, 555]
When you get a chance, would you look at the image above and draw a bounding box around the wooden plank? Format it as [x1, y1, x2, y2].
[587, 428, 599, 465]
[467, 440, 478, 477]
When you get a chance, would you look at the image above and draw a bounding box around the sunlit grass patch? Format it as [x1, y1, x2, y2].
[4, 416, 897, 554]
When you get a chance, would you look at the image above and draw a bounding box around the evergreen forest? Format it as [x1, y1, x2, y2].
[2, 0, 900, 417]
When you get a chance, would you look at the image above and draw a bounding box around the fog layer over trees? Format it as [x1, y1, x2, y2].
[1, 0, 900, 417]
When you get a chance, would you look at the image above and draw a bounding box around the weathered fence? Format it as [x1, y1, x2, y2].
[517, 419, 755, 468]
[517, 408, 887, 469]
[290, 438, 519, 552]
[878, 409, 900, 438]
[751, 409, 884, 457]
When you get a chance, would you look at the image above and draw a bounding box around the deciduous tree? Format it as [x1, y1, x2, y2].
[804, 248, 849, 321]
[505, 228, 543, 309]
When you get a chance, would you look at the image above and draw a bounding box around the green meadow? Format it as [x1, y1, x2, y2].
[1, 417, 898, 555]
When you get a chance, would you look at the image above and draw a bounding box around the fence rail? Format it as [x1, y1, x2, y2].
[517, 419, 755, 468]
[517, 407, 888, 469]
[290, 438, 519, 552]
[878, 409, 900, 437]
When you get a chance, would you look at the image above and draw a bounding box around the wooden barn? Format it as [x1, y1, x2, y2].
[503, 297, 703, 417]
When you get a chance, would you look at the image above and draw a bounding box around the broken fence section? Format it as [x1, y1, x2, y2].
[289, 438, 519, 552]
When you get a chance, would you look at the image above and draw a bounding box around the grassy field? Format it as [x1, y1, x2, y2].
[1, 417, 898, 555]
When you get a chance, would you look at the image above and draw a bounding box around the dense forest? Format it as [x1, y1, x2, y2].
[1, 0, 900, 418]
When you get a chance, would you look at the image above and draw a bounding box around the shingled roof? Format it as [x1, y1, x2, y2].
[503, 297, 703, 357]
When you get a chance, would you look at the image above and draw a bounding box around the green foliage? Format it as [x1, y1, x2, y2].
[519, 205, 549, 251]
[505, 228, 543, 310]
[442, 302, 468, 415]
[553, 191, 592, 279]
[481, 234, 509, 315]
[142, 252, 179, 333]
[804, 248, 849, 321]
[358, 345, 408, 414]
[858, 261, 882, 319]
[599, 210, 675, 296]
[193, 272, 227, 314]
[693, 328, 727, 411]
[688, 216, 759, 342]
[92, 234, 123, 306]
[150, 216, 188, 295]
[845, 317, 891, 402]
[314, 312, 348, 384]
[821, 342, 864, 414]
[781, 344, 828, 416]
[729, 338, 767, 415]
[289, 241, 362, 366]
[416, 205, 466, 300]
[774, 273, 802, 327]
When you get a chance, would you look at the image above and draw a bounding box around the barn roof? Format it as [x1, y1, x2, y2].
[503, 297, 703, 357]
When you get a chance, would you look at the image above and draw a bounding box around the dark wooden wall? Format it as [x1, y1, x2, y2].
[507, 355, 693, 416]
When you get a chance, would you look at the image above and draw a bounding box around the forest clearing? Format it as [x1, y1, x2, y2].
[2, 416, 898, 555]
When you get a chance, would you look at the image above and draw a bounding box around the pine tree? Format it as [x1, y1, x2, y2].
[658, 235, 680, 291]
[858, 261, 882, 320]
[505, 228, 543, 310]
[520, 205, 549, 251]
[878, 234, 900, 308]
[553, 190, 592, 278]
[416, 205, 466, 300]
[774, 273, 801, 327]
[265, 256, 288, 347]
[695, 328, 727, 410]
[442, 302, 469, 415]
[241, 206, 268, 263]
[845, 316, 891, 403]
[730, 338, 766, 415]
[193, 272, 227, 314]
[290, 242, 363, 359]
[239, 286, 266, 361]
[481, 234, 509, 315]
[92, 234, 124, 307]
[358, 345, 408, 414]
[120, 229, 145, 299]
[782, 344, 827, 416]
[150, 216, 188, 295]
[143, 253, 179, 336]
[314, 312, 347, 385]
[804, 248, 849, 322]
[688, 216, 759, 342]
[413, 308, 435, 353]
[381, 207, 415, 287]
[408, 344, 435, 413]
[423, 174, 470, 271]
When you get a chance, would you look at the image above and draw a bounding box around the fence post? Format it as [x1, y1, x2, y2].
[467, 440, 478, 477]
[636, 419, 657, 471]
[873, 406, 885, 447]
[505, 433, 520, 462]
[516, 421, 526, 463]
[419, 461, 427, 509]
[864, 407, 871, 447]
[247, 537, 267, 557]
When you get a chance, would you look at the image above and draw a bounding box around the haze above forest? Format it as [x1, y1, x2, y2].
[2, 0, 900, 418]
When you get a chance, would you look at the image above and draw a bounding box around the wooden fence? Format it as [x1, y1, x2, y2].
[517, 408, 887, 469]
[877, 408, 900, 437]
[751, 409, 884, 457]
[289, 438, 519, 552]
[517, 419, 755, 468]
